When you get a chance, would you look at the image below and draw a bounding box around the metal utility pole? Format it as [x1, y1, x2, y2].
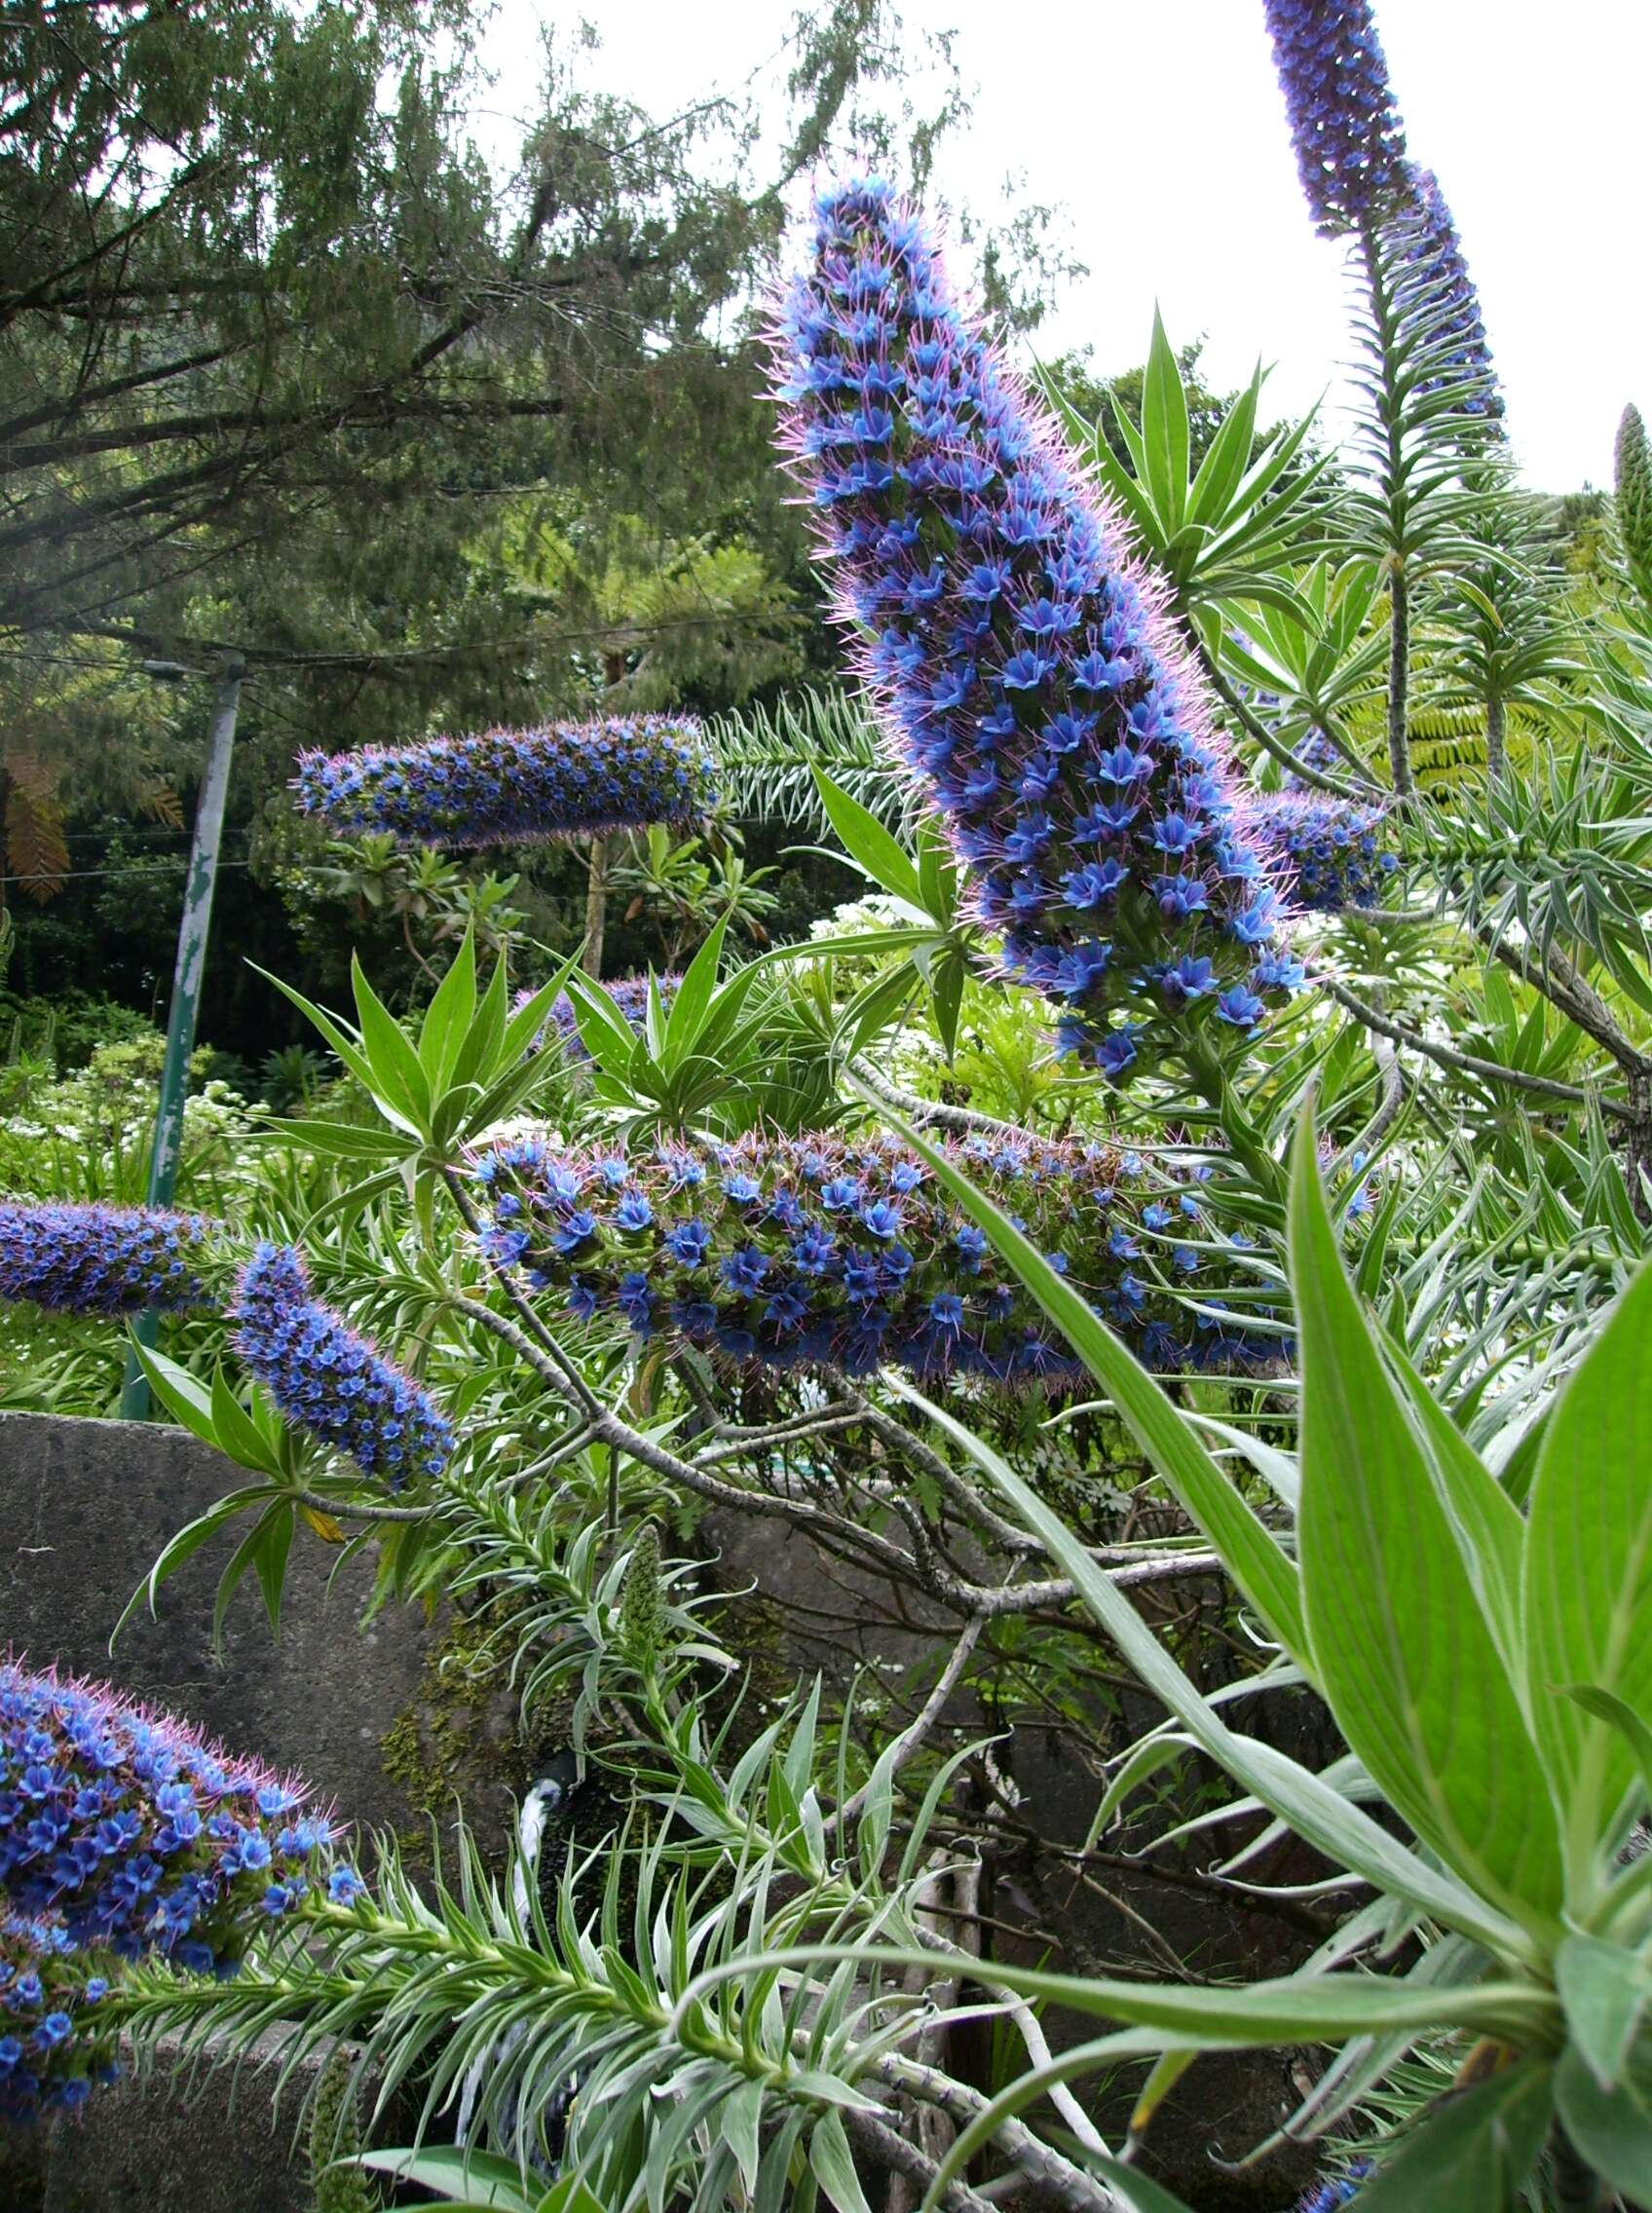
[120, 654, 245, 1419]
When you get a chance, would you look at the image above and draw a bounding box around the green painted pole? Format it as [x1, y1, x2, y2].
[119, 654, 244, 1420]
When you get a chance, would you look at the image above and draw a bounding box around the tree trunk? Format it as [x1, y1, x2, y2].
[582, 834, 609, 981]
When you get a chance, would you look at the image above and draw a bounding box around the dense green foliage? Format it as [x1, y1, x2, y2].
[8, 6, 1652, 2211]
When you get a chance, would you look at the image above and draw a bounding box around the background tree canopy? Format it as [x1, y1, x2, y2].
[3, 0, 1068, 1038]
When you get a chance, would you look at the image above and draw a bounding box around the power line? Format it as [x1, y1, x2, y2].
[1, 856, 254, 890]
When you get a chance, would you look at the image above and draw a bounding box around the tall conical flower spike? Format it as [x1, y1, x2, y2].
[473, 1128, 1282, 1382]
[231, 1244, 453, 1486]
[1392, 165, 1502, 423]
[515, 971, 685, 1062]
[1615, 404, 1652, 593]
[770, 179, 1297, 1081]
[0, 1201, 223, 1316]
[294, 717, 718, 849]
[0, 1661, 351, 2118]
[1262, 0, 1408, 237]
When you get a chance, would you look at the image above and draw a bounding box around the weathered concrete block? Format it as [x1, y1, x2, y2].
[0, 1412, 443, 2210]
[0, 1411, 431, 1835]
[36, 2030, 343, 2213]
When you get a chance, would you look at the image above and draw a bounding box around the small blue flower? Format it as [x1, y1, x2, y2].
[720, 1247, 769, 1296]
[614, 1189, 655, 1234]
[663, 1219, 713, 1268]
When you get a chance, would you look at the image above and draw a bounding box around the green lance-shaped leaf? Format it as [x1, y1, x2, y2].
[1289, 1109, 1565, 1932]
[1523, 1260, 1652, 1894]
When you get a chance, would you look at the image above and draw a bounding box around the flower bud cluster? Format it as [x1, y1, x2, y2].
[473, 1128, 1278, 1384]
[770, 179, 1297, 1081]
[294, 718, 717, 849]
[231, 1243, 453, 1485]
[0, 1201, 220, 1316]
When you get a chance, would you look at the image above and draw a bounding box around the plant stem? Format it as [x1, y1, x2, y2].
[1385, 556, 1414, 799]
[1485, 689, 1507, 781]
[1355, 213, 1415, 802]
[1195, 641, 1381, 800]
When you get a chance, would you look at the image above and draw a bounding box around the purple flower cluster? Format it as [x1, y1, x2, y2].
[0, 1912, 116, 2121]
[473, 1129, 1280, 1385]
[515, 972, 685, 1063]
[1262, 0, 1408, 236]
[1393, 166, 1502, 422]
[231, 1244, 453, 1486]
[0, 1201, 220, 1317]
[1250, 792, 1395, 914]
[770, 179, 1297, 1082]
[293, 718, 718, 850]
[0, 1663, 350, 2118]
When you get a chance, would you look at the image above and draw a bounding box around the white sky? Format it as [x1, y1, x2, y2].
[477, 1, 1651, 492]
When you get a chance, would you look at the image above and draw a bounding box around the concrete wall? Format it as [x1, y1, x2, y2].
[0, 1411, 437, 2210]
[0, 1411, 431, 1832]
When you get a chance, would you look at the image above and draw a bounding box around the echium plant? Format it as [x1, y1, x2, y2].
[1263, 0, 1505, 798]
[0, 1662, 351, 2119]
[472, 1127, 1277, 1383]
[770, 178, 1302, 1082]
[294, 718, 718, 848]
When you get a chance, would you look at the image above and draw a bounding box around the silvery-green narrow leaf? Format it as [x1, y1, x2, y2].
[1141, 309, 1189, 532]
[900, 1381, 1530, 1955]
[807, 2110, 872, 2213]
[351, 952, 433, 1133]
[1522, 1262, 1652, 1891]
[1289, 1111, 1564, 1931]
[663, 911, 729, 1058]
[1385, 1341, 1527, 1687]
[810, 767, 922, 908]
[415, 921, 477, 1088]
[868, 1103, 1307, 1661]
